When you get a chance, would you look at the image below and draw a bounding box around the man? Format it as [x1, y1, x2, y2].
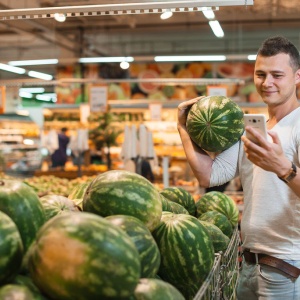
[177, 36, 300, 299]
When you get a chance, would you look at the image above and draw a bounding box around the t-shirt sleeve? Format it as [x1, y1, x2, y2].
[209, 140, 240, 187]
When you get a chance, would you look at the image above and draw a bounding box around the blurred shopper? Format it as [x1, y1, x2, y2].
[51, 127, 70, 168]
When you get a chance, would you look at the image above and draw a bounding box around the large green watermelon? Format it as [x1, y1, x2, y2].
[83, 170, 162, 232]
[28, 212, 141, 300]
[0, 179, 45, 252]
[198, 220, 230, 252]
[106, 214, 161, 278]
[198, 210, 233, 238]
[0, 211, 23, 285]
[68, 182, 90, 209]
[160, 187, 196, 216]
[186, 95, 244, 152]
[196, 191, 239, 227]
[39, 194, 80, 221]
[132, 278, 185, 300]
[152, 212, 214, 299]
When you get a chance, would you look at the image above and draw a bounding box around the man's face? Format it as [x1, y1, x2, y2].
[254, 53, 300, 106]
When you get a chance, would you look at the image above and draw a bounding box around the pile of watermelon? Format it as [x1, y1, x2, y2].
[0, 171, 239, 300]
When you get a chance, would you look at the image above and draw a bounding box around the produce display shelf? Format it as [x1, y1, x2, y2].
[194, 253, 222, 300]
[194, 225, 240, 300]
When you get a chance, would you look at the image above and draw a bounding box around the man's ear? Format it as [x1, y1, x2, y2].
[295, 69, 300, 85]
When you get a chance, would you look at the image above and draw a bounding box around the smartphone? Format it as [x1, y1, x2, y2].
[243, 114, 267, 144]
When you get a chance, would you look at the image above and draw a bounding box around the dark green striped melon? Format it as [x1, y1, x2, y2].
[106, 215, 161, 278]
[160, 187, 196, 216]
[28, 212, 141, 300]
[196, 191, 239, 227]
[133, 278, 185, 300]
[198, 210, 233, 238]
[68, 182, 90, 209]
[186, 95, 244, 152]
[0, 211, 23, 285]
[160, 194, 189, 215]
[39, 194, 80, 221]
[152, 212, 214, 299]
[0, 179, 45, 252]
[0, 284, 46, 300]
[198, 220, 230, 252]
[12, 274, 41, 295]
[83, 170, 162, 232]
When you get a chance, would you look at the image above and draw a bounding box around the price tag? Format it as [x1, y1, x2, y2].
[149, 103, 162, 121]
[89, 86, 108, 113]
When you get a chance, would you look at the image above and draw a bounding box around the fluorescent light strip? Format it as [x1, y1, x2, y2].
[28, 71, 53, 81]
[19, 91, 33, 98]
[36, 94, 55, 101]
[248, 55, 257, 61]
[19, 87, 45, 93]
[154, 55, 226, 62]
[202, 7, 215, 19]
[79, 56, 134, 63]
[0, 63, 26, 74]
[9, 59, 58, 66]
[209, 20, 224, 38]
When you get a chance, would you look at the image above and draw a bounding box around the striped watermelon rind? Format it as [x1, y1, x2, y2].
[106, 214, 161, 278]
[0, 179, 45, 252]
[68, 182, 90, 209]
[0, 211, 23, 285]
[133, 278, 185, 300]
[198, 220, 230, 252]
[160, 194, 189, 215]
[152, 212, 214, 298]
[160, 187, 196, 216]
[39, 194, 80, 221]
[198, 210, 233, 238]
[0, 284, 46, 300]
[186, 95, 244, 152]
[83, 170, 162, 232]
[28, 212, 141, 300]
[196, 191, 239, 227]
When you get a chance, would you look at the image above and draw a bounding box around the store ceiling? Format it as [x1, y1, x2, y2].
[0, 0, 299, 81]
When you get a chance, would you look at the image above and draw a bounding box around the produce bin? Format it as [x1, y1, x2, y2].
[220, 225, 240, 300]
[194, 253, 222, 300]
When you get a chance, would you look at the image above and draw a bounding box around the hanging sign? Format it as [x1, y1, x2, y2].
[89, 86, 108, 113]
[149, 103, 162, 121]
[207, 85, 228, 97]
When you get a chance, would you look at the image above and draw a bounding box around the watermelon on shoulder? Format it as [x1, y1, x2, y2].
[186, 95, 244, 152]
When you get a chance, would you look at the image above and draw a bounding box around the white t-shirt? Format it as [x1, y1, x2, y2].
[210, 107, 300, 259]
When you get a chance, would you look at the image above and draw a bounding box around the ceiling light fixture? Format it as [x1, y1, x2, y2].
[0, 63, 26, 74]
[9, 59, 58, 66]
[154, 55, 226, 62]
[120, 61, 130, 70]
[209, 20, 224, 38]
[79, 56, 134, 63]
[202, 7, 215, 19]
[19, 91, 33, 98]
[28, 71, 53, 81]
[19, 87, 45, 93]
[247, 55, 257, 61]
[160, 10, 173, 20]
[54, 13, 66, 22]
